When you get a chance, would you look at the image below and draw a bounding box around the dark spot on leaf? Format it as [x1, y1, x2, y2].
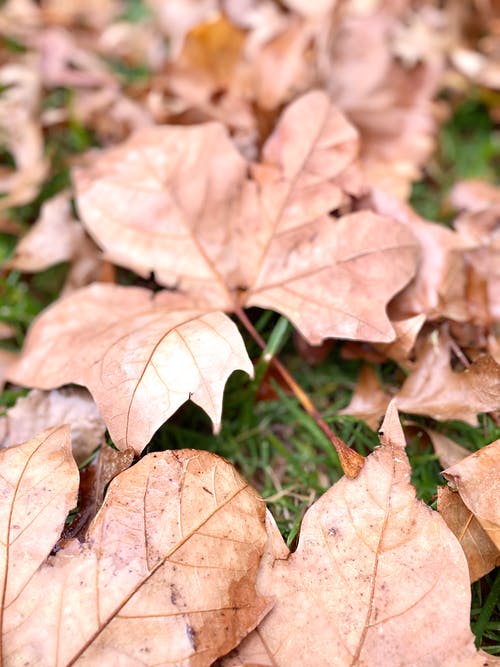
[186, 624, 196, 650]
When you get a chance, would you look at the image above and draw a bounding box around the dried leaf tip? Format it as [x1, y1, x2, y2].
[378, 399, 405, 451]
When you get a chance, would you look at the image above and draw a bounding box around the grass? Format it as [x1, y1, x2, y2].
[1, 88, 499, 653]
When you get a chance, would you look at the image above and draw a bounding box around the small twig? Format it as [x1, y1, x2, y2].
[235, 306, 364, 478]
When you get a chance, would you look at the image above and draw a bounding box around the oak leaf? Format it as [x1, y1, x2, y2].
[2, 443, 270, 666]
[443, 440, 500, 550]
[223, 402, 492, 666]
[73, 91, 419, 345]
[7, 283, 253, 453]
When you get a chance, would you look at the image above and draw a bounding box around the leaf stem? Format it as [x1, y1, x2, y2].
[235, 307, 364, 478]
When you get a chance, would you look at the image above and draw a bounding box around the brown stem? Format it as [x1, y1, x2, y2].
[235, 306, 364, 479]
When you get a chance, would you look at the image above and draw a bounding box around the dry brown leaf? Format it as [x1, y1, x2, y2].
[3, 448, 270, 666]
[425, 428, 470, 469]
[60, 443, 135, 542]
[396, 332, 500, 424]
[0, 349, 18, 392]
[6, 191, 108, 294]
[443, 440, 500, 550]
[0, 425, 79, 641]
[373, 313, 426, 369]
[7, 191, 86, 271]
[223, 402, 491, 667]
[451, 189, 500, 323]
[371, 189, 469, 321]
[0, 387, 106, 465]
[73, 91, 419, 345]
[319, 9, 442, 199]
[339, 365, 391, 430]
[438, 485, 500, 583]
[451, 179, 500, 212]
[0, 58, 48, 210]
[7, 283, 253, 453]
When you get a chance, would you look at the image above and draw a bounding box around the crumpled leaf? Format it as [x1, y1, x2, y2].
[438, 485, 500, 583]
[73, 91, 419, 345]
[7, 283, 254, 453]
[3, 447, 270, 666]
[0, 425, 79, 635]
[0, 387, 106, 465]
[223, 402, 491, 666]
[443, 440, 500, 550]
[396, 331, 500, 424]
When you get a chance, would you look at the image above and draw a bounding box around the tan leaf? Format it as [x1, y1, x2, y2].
[425, 429, 470, 469]
[0, 387, 106, 465]
[0, 349, 18, 392]
[396, 332, 500, 424]
[73, 91, 419, 345]
[339, 365, 391, 430]
[371, 189, 469, 321]
[373, 313, 426, 369]
[438, 486, 500, 583]
[0, 425, 79, 636]
[7, 283, 253, 453]
[7, 191, 86, 271]
[0, 58, 48, 210]
[3, 449, 270, 666]
[223, 402, 490, 666]
[443, 441, 500, 550]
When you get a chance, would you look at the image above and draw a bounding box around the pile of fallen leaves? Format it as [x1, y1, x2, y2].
[1, 0, 500, 664]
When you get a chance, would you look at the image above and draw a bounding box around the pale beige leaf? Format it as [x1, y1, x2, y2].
[0, 425, 78, 642]
[223, 402, 489, 667]
[443, 441, 500, 550]
[7, 283, 253, 453]
[7, 192, 83, 272]
[3, 450, 270, 666]
[0, 388, 106, 465]
[396, 332, 500, 424]
[73, 92, 419, 345]
[438, 486, 500, 583]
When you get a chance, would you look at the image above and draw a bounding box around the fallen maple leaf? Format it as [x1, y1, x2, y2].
[7, 283, 253, 453]
[223, 401, 494, 666]
[0, 387, 106, 465]
[2, 444, 270, 666]
[443, 440, 500, 551]
[438, 485, 500, 583]
[73, 91, 419, 345]
[0, 424, 79, 646]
